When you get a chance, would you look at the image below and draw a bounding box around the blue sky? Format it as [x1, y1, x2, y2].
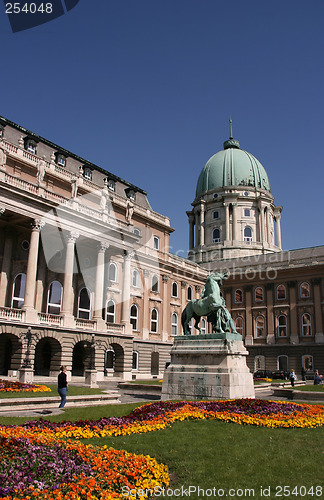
[0, 0, 323, 256]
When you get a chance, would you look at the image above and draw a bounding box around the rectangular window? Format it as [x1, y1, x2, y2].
[244, 208, 251, 217]
[153, 236, 160, 250]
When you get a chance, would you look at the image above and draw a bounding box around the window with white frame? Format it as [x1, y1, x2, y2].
[132, 351, 139, 370]
[150, 308, 158, 333]
[172, 282, 178, 298]
[108, 262, 117, 282]
[106, 300, 116, 323]
[171, 312, 178, 336]
[132, 269, 140, 288]
[78, 287, 91, 319]
[200, 318, 207, 335]
[255, 287, 264, 302]
[11, 273, 26, 309]
[25, 139, 37, 154]
[83, 167, 92, 180]
[47, 281, 63, 315]
[130, 304, 138, 330]
[152, 275, 159, 293]
[301, 313, 312, 336]
[108, 179, 115, 191]
[277, 315, 287, 337]
[187, 286, 193, 301]
[300, 282, 310, 298]
[235, 316, 244, 336]
[276, 284, 286, 300]
[212, 228, 220, 243]
[55, 153, 66, 167]
[244, 226, 252, 242]
[234, 289, 243, 304]
[255, 315, 265, 337]
[244, 208, 251, 217]
[153, 236, 160, 250]
[254, 355, 265, 371]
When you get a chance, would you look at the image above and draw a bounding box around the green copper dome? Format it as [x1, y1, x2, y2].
[196, 135, 271, 197]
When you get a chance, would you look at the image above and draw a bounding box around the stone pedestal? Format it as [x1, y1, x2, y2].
[161, 334, 255, 400]
[85, 369, 99, 388]
[19, 367, 34, 384]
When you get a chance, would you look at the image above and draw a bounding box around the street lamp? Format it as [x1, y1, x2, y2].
[21, 327, 32, 369]
[88, 333, 102, 371]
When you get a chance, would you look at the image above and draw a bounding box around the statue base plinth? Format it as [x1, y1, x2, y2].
[161, 334, 255, 400]
[19, 367, 34, 384]
[84, 369, 99, 388]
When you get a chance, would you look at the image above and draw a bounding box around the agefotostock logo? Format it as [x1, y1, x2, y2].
[3, 0, 80, 33]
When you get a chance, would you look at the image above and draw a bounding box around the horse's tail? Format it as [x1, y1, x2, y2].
[181, 303, 190, 334]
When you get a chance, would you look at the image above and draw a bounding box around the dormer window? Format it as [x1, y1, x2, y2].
[108, 179, 115, 191]
[55, 152, 66, 167]
[24, 137, 38, 154]
[125, 188, 136, 202]
[83, 167, 92, 181]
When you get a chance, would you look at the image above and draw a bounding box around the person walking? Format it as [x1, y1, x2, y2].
[58, 365, 68, 408]
[289, 369, 296, 387]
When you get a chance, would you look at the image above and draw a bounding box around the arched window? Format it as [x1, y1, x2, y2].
[132, 269, 140, 288]
[152, 275, 159, 293]
[212, 228, 220, 243]
[200, 318, 207, 335]
[301, 313, 312, 336]
[277, 315, 287, 337]
[171, 312, 178, 336]
[130, 304, 138, 330]
[151, 308, 158, 333]
[255, 315, 265, 337]
[105, 349, 115, 370]
[302, 354, 313, 371]
[187, 286, 193, 301]
[276, 284, 286, 300]
[78, 288, 91, 319]
[153, 236, 160, 250]
[255, 287, 264, 302]
[132, 351, 139, 370]
[254, 355, 265, 371]
[172, 282, 178, 298]
[108, 262, 117, 282]
[277, 355, 289, 371]
[11, 273, 26, 309]
[106, 299, 116, 323]
[235, 289, 243, 304]
[300, 282, 310, 298]
[244, 226, 252, 242]
[235, 316, 244, 336]
[47, 281, 63, 315]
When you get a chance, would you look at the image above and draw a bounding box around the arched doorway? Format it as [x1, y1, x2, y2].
[104, 343, 124, 376]
[72, 341, 91, 376]
[34, 338, 62, 376]
[0, 334, 21, 375]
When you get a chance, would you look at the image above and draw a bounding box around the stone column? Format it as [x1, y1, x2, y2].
[188, 212, 195, 251]
[194, 209, 200, 247]
[232, 203, 238, 241]
[266, 283, 275, 344]
[0, 230, 13, 307]
[245, 286, 253, 345]
[224, 203, 230, 242]
[258, 202, 265, 243]
[23, 219, 44, 322]
[93, 242, 109, 329]
[200, 202, 205, 247]
[288, 281, 299, 344]
[275, 214, 282, 249]
[266, 209, 272, 245]
[142, 269, 150, 339]
[121, 251, 132, 333]
[162, 275, 169, 340]
[312, 278, 324, 343]
[61, 231, 79, 327]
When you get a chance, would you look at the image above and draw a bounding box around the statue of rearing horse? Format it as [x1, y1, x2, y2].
[181, 271, 238, 336]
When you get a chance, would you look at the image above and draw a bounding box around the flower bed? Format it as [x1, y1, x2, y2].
[0, 379, 51, 393]
[0, 430, 169, 499]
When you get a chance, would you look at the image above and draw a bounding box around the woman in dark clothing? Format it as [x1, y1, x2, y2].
[314, 370, 323, 385]
[58, 365, 68, 408]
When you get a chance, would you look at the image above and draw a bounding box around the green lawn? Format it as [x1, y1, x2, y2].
[1, 402, 323, 499]
[129, 379, 162, 385]
[294, 384, 324, 392]
[0, 384, 104, 398]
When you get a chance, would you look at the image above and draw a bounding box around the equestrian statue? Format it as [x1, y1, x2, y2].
[181, 272, 239, 336]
